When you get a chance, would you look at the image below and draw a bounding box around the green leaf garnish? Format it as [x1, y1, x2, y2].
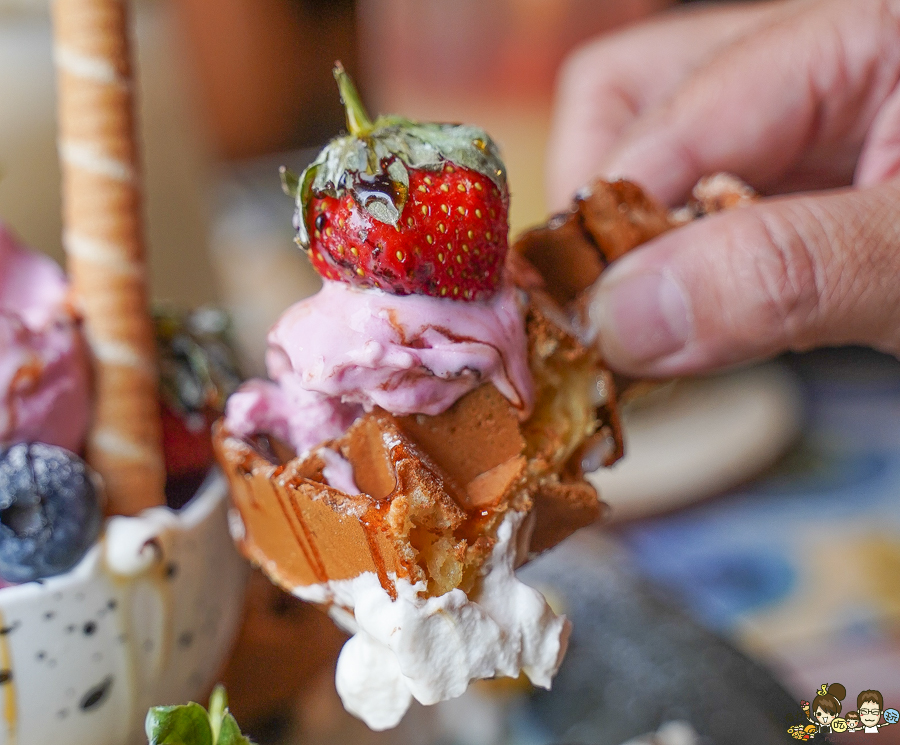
[146, 703, 213, 745]
[146, 685, 252, 745]
[217, 713, 252, 745]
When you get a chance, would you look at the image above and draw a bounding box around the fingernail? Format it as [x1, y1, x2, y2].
[590, 271, 692, 366]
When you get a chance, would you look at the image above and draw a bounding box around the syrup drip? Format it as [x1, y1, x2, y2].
[360, 501, 397, 601]
[354, 165, 408, 211]
[272, 481, 328, 584]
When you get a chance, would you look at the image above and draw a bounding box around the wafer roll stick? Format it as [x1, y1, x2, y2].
[52, 0, 166, 514]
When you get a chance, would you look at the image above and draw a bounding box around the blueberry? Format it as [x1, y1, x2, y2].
[0, 444, 103, 583]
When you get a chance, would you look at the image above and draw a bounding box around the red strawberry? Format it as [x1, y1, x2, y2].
[283, 63, 510, 302]
[154, 307, 242, 478]
[307, 165, 507, 300]
[161, 404, 214, 478]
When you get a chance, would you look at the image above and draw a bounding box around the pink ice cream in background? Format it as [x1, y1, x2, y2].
[225, 278, 533, 455]
[0, 223, 91, 453]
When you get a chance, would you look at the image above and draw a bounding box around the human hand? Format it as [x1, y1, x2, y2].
[548, 0, 900, 376]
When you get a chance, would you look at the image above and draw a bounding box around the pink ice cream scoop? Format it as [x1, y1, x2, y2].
[0, 224, 91, 453]
[225, 279, 533, 455]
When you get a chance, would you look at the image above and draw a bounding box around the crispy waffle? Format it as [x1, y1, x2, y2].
[214, 178, 679, 602]
[214, 326, 608, 601]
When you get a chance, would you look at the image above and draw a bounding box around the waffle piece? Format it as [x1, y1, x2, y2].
[215, 302, 610, 600]
[212, 178, 701, 602]
[514, 178, 674, 306]
[218, 411, 468, 599]
[214, 174, 764, 731]
[215, 178, 707, 601]
[213, 176, 710, 731]
[689, 173, 757, 216]
[514, 178, 680, 404]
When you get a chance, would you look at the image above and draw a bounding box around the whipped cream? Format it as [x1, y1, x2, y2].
[293, 511, 570, 730]
[225, 279, 533, 455]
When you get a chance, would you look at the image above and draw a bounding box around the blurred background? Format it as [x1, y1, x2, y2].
[2, 0, 899, 742]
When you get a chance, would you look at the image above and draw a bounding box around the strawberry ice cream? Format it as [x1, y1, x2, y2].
[225, 278, 533, 455]
[0, 224, 91, 452]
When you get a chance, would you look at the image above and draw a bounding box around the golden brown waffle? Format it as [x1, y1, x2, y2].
[214, 360, 606, 603]
[211, 179, 680, 601]
[214, 176, 757, 602]
[514, 178, 674, 305]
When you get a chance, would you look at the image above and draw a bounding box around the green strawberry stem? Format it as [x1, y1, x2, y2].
[208, 685, 227, 743]
[333, 62, 373, 137]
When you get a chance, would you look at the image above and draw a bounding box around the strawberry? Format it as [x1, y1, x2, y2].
[282, 64, 510, 302]
[161, 404, 214, 478]
[154, 307, 242, 478]
[306, 165, 507, 300]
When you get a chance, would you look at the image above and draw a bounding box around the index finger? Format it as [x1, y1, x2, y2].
[600, 0, 900, 205]
[546, 1, 784, 209]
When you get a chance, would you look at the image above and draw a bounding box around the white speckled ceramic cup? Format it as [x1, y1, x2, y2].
[0, 472, 248, 745]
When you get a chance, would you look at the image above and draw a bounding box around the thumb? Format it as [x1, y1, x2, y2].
[587, 182, 900, 377]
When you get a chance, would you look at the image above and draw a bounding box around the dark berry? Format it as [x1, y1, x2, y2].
[0, 444, 103, 583]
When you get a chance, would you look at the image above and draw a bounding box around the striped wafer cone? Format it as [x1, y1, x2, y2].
[52, 0, 166, 514]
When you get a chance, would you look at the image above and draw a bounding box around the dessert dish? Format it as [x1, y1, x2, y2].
[0, 2, 247, 743]
[0, 229, 247, 745]
[213, 66, 663, 730]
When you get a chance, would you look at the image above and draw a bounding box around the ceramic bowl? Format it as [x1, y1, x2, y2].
[0, 472, 248, 745]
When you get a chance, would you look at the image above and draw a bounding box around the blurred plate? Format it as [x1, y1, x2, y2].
[590, 363, 803, 522]
[516, 530, 802, 745]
